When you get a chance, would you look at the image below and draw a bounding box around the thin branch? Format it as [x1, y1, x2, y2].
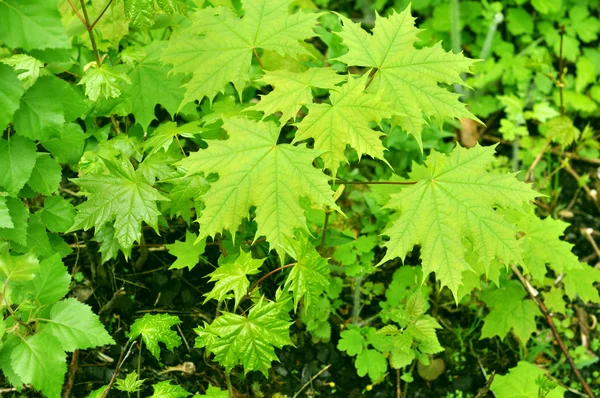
[100, 339, 137, 398]
[292, 364, 332, 398]
[510, 264, 595, 398]
[90, 0, 113, 29]
[78, 0, 103, 65]
[62, 350, 79, 398]
[525, 137, 551, 182]
[65, 0, 86, 26]
[252, 48, 264, 70]
[474, 372, 495, 398]
[365, 69, 378, 89]
[336, 180, 417, 185]
[248, 263, 295, 294]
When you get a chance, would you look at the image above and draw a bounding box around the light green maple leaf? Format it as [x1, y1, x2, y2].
[143, 122, 201, 156]
[124, 0, 155, 29]
[167, 231, 207, 270]
[517, 213, 581, 281]
[563, 264, 600, 304]
[149, 381, 190, 398]
[79, 65, 131, 101]
[491, 361, 565, 398]
[382, 145, 537, 298]
[130, 313, 182, 360]
[179, 117, 338, 252]
[115, 371, 145, 393]
[41, 195, 76, 233]
[70, 157, 169, 250]
[194, 385, 229, 398]
[480, 280, 539, 343]
[44, 298, 115, 351]
[280, 235, 330, 311]
[294, 73, 393, 175]
[194, 297, 292, 376]
[1, 54, 45, 89]
[249, 68, 346, 122]
[9, 332, 67, 398]
[0, 0, 70, 51]
[125, 42, 186, 131]
[0, 64, 24, 131]
[335, 8, 478, 149]
[544, 116, 580, 149]
[92, 223, 131, 264]
[0, 135, 37, 196]
[162, 172, 209, 225]
[543, 287, 566, 314]
[161, 0, 320, 104]
[204, 250, 264, 309]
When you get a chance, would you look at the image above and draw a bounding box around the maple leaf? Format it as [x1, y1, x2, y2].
[517, 213, 581, 281]
[195, 385, 229, 398]
[162, 172, 209, 225]
[70, 157, 169, 250]
[115, 371, 145, 393]
[143, 122, 200, 156]
[149, 381, 190, 398]
[563, 264, 600, 304]
[480, 280, 539, 343]
[130, 313, 182, 360]
[79, 65, 131, 101]
[249, 68, 346, 122]
[161, 0, 320, 104]
[294, 74, 393, 176]
[204, 250, 264, 309]
[194, 297, 293, 376]
[167, 231, 207, 270]
[179, 117, 338, 251]
[381, 144, 538, 298]
[280, 235, 330, 311]
[491, 361, 565, 398]
[334, 8, 478, 148]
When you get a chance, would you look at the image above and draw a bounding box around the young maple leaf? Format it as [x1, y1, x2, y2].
[381, 145, 538, 298]
[194, 297, 293, 376]
[249, 68, 347, 122]
[161, 0, 320, 105]
[70, 157, 169, 251]
[491, 361, 565, 398]
[179, 117, 338, 252]
[167, 231, 206, 270]
[294, 73, 393, 176]
[130, 313, 182, 360]
[335, 8, 478, 149]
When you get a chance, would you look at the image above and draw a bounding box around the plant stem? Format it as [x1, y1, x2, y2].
[252, 48, 264, 70]
[479, 12, 503, 60]
[510, 264, 595, 398]
[90, 0, 113, 29]
[352, 275, 364, 325]
[137, 339, 143, 398]
[101, 339, 137, 398]
[292, 364, 332, 398]
[449, 0, 464, 95]
[225, 372, 233, 398]
[525, 137, 551, 182]
[336, 180, 417, 185]
[248, 263, 295, 294]
[558, 24, 565, 116]
[78, 0, 103, 65]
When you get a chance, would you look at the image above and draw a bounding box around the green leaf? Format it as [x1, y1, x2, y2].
[115, 371, 145, 393]
[543, 288, 566, 314]
[124, 0, 155, 29]
[0, 249, 39, 282]
[338, 327, 365, 356]
[195, 297, 292, 376]
[164, 172, 209, 225]
[27, 153, 62, 196]
[156, 0, 187, 16]
[563, 264, 600, 304]
[32, 254, 71, 305]
[294, 74, 393, 176]
[93, 223, 131, 264]
[382, 145, 538, 298]
[10, 331, 67, 398]
[45, 298, 115, 351]
[480, 280, 539, 343]
[180, 117, 337, 252]
[204, 250, 263, 308]
[575, 57, 596, 93]
[41, 195, 76, 233]
[517, 213, 581, 281]
[356, 349, 387, 380]
[79, 65, 130, 101]
[335, 9, 478, 149]
[149, 381, 190, 398]
[71, 157, 169, 250]
[0, 64, 24, 130]
[281, 235, 329, 311]
[0, 198, 29, 245]
[161, 0, 320, 104]
[125, 43, 185, 131]
[544, 116, 580, 149]
[167, 230, 207, 270]
[531, 0, 561, 14]
[130, 313, 182, 360]
[0, 198, 12, 229]
[249, 68, 346, 122]
[194, 385, 229, 398]
[491, 361, 565, 398]
[143, 122, 200, 156]
[42, 122, 87, 165]
[13, 213, 54, 258]
[0, 135, 37, 196]
[0, 0, 70, 51]
[1, 54, 45, 89]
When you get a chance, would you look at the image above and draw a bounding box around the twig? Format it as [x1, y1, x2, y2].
[582, 227, 600, 258]
[90, 0, 113, 29]
[292, 364, 332, 398]
[248, 263, 295, 294]
[510, 264, 595, 398]
[525, 137, 551, 182]
[100, 339, 137, 398]
[78, 0, 103, 65]
[62, 350, 79, 398]
[252, 48, 264, 70]
[474, 372, 495, 398]
[396, 369, 401, 398]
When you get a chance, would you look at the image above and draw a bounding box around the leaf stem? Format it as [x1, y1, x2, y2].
[248, 263, 296, 294]
[78, 0, 103, 65]
[352, 275, 363, 325]
[225, 372, 234, 397]
[336, 180, 417, 185]
[252, 48, 265, 70]
[558, 24, 565, 116]
[365, 69, 378, 89]
[292, 364, 332, 398]
[509, 264, 595, 398]
[90, 0, 113, 30]
[100, 339, 138, 398]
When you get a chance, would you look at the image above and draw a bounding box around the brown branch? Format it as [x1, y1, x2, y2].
[248, 263, 295, 294]
[252, 48, 264, 70]
[474, 372, 495, 398]
[78, 0, 103, 65]
[510, 264, 595, 398]
[100, 339, 137, 398]
[62, 350, 79, 398]
[365, 69, 378, 89]
[90, 0, 113, 29]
